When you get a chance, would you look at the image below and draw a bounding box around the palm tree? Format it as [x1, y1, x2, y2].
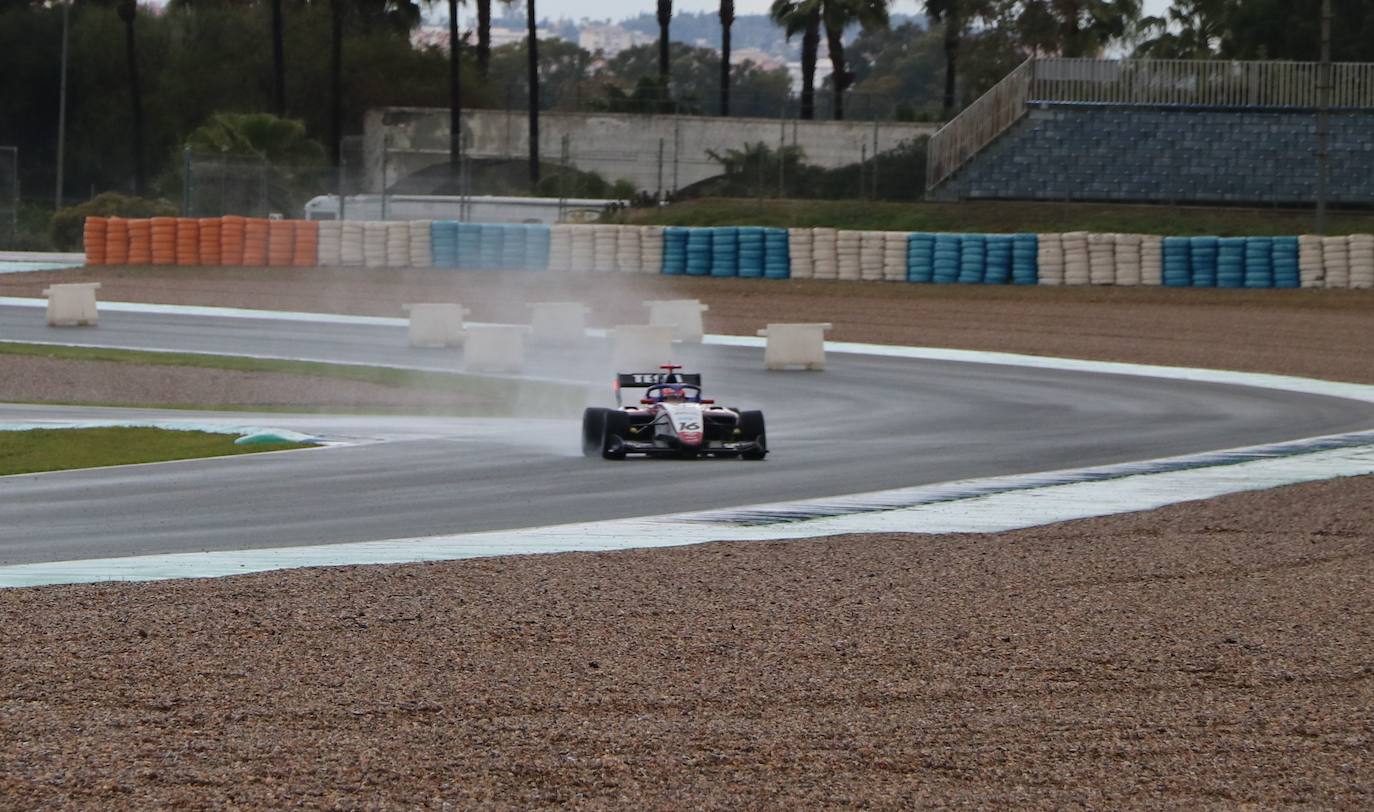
[448, 0, 462, 171]
[527, 0, 539, 185]
[770, 0, 821, 120]
[719, 0, 734, 116]
[923, 0, 960, 118]
[330, 0, 343, 168]
[116, 0, 144, 195]
[476, 0, 491, 79]
[271, 0, 286, 115]
[823, 0, 887, 120]
[657, 0, 672, 107]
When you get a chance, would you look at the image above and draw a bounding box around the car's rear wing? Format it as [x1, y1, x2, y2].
[614, 371, 702, 406]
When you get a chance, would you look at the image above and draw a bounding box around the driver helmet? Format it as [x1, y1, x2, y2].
[661, 386, 685, 402]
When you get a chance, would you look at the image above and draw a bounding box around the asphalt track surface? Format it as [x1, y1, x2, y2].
[4, 302, 1374, 567]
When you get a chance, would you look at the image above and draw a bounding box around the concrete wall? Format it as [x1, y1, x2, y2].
[365, 108, 937, 196]
[932, 105, 1374, 205]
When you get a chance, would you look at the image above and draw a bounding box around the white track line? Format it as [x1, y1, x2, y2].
[3, 300, 1374, 588]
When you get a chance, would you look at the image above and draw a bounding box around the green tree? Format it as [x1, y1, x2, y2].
[1015, 0, 1142, 58]
[597, 42, 791, 117]
[821, 0, 889, 120]
[719, 0, 735, 116]
[769, 0, 822, 119]
[488, 37, 596, 110]
[117, 0, 145, 194]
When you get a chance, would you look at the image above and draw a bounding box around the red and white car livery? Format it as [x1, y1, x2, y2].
[582, 365, 767, 460]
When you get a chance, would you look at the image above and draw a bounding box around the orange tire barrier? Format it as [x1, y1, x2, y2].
[198, 218, 222, 266]
[127, 218, 152, 265]
[104, 217, 130, 265]
[83, 217, 108, 265]
[292, 220, 319, 267]
[150, 216, 177, 265]
[266, 219, 295, 267]
[243, 218, 269, 266]
[175, 218, 200, 266]
[220, 215, 246, 266]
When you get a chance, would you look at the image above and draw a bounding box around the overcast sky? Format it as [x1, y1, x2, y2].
[468, 0, 1171, 25]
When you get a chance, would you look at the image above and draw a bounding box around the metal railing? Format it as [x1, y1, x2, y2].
[925, 58, 1032, 190]
[926, 57, 1374, 191]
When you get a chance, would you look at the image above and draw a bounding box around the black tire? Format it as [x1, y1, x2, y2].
[602, 410, 630, 460]
[581, 407, 606, 458]
[739, 410, 767, 460]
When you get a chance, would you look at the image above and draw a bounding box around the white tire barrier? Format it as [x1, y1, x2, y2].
[1114, 233, 1142, 286]
[758, 322, 831, 370]
[529, 302, 590, 344]
[1062, 231, 1090, 286]
[317, 220, 343, 266]
[616, 225, 641, 273]
[404, 303, 468, 348]
[385, 221, 411, 268]
[340, 222, 364, 266]
[549, 224, 574, 272]
[835, 230, 862, 281]
[1139, 235, 1163, 286]
[646, 298, 710, 343]
[1348, 234, 1374, 289]
[1322, 236, 1350, 288]
[593, 225, 618, 272]
[1037, 233, 1065, 286]
[464, 324, 528, 373]
[858, 231, 885, 281]
[787, 228, 815, 279]
[611, 325, 674, 371]
[570, 226, 595, 272]
[44, 282, 100, 326]
[1087, 233, 1115, 285]
[408, 221, 432, 268]
[362, 222, 388, 268]
[882, 231, 907, 282]
[811, 227, 838, 280]
[1299, 234, 1324, 288]
[640, 226, 664, 274]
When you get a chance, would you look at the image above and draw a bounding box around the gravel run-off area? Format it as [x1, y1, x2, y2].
[1, 266, 1372, 808]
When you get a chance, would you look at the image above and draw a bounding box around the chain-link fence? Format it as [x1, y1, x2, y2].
[181, 137, 364, 219]
[0, 147, 17, 248]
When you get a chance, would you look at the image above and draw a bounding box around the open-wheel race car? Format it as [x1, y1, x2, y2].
[582, 365, 767, 460]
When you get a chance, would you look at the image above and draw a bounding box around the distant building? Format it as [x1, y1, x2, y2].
[577, 24, 652, 56]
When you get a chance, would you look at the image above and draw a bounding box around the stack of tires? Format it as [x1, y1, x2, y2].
[340, 221, 364, 266]
[198, 218, 222, 266]
[548, 224, 573, 271]
[478, 224, 503, 270]
[1061, 232, 1090, 285]
[736, 227, 765, 279]
[984, 234, 1013, 284]
[1140, 235, 1163, 286]
[1322, 236, 1349, 288]
[267, 219, 294, 267]
[1271, 236, 1299, 288]
[616, 225, 641, 273]
[763, 228, 790, 279]
[408, 221, 433, 268]
[383, 222, 410, 268]
[1298, 235, 1324, 287]
[361, 222, 387, 268]
[570, 225, 595, 272]
[1036, 233, 1064, 285]
[958, 234, 987, 284]
[292, 221, 318, 267]
[527, 225, 551, 271]
[454, 223, 479, 268]
[932, 234, 961, 284]
[83, 218, 108, 265]
[1113, 234, 1141, 286]
[1189, 237, 1219, 287]
[662, 227, 689, 275]
[811, 228, 838, 280]
[787, 228, 814, 279]
[317, 220, 343, 266]
[1011, 234, 1038, 285]
[711, 227, 740, 278]
[641, 226, 664, 274]
[907, 233, 935, 283]
[1242, 237, 1273, 288]
[243, 218, 270, 266]
[1215, 237, 1245, 288]
[1087, 233, 1115, 285]
[499, 225, 526, 270]
[835, 230, 862, 280]
[1162, 237, 1191, 286]
[107, 218, 132, 265]
[590, 225, 615, 272]
[881, 232, 907, 282]
[1347, 234, 1374, 288]
[685, 228, 712, 276]
[150, 217, 177, 265]
[431, 221, 458, 268]
[176, 218, 201, 266]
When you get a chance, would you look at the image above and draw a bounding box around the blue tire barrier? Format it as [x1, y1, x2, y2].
[1011, 233, 1038, 285]
[1243, 237, 1274, 288]
[431, 220, 459, 269]
[958, 234, 987, 284]
[685, 228, 713, 277]
[932, 233, 961, 284]
[662, 227, 689, 275]
[1215, 237, 1246, 289]
[985, 234, 1014, 285]
[1162, 236, 1191, 287]
[499, 224, 526, 270]
[763, 228, 790, 279]
[456, 223, 482, 269]
[737, 226, 765, 279]
[1189, 236, 1219, 288]
[907, 233, 935, 283]
[525, 224, 550, 271]
[479, 224, 505, 269]
[1272, 236, 1300, 288]
[710, 227, 739, 278]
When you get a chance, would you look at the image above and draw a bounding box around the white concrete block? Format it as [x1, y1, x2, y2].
[528, 302, 591, 344]
[645, 299, 710, 343]
[43, 282, 101, 327]
[404, 302, 468, 348]
[757, 322, 832, 370]
[464, 324, 529, 373]
[610, 325, 674, 372]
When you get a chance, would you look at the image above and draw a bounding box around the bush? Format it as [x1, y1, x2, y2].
[49, 192, 177, 250]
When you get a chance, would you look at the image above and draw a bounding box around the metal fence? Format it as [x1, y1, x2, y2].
[0, 147, 16, 248]
[181, 137, 364, 219]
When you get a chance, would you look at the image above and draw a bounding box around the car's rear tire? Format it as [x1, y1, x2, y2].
[739, 410, 767, 460]
[602, 410, 630, 460]
[581, 407, 606, 457]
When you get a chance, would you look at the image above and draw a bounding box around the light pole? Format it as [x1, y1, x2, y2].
[55, 0, 70, 209]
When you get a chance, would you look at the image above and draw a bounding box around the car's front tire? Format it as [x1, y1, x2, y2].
[602, 410, 630, 460]
[582, 407, 607, 457]
[739, 410, 767, 460]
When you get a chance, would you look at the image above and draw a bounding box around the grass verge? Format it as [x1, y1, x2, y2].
[614, 197, 1374, 236]
[0, 427, 313, 476]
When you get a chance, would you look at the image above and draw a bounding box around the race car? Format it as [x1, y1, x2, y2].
[582, 365, 767, 460]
